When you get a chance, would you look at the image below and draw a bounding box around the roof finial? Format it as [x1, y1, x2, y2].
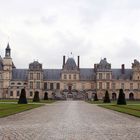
[70, 52, 74, 58]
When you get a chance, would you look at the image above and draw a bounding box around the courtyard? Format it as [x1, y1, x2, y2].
[0, 101, 140, 140]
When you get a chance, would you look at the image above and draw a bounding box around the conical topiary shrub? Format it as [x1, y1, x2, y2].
[44, 92, 48, 100]
[117, 89, 126, 105]
[103, 90, 111, 103]
[94, 93, 98, 101]
[18, 88, 27, 104]
[33, 91, 40, 102]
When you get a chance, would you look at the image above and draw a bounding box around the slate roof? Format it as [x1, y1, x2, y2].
[43, 69, 61, 81]
[12, 69, 28, 81]
[80, 68, 95, 81]
[11, 68, 133, 81]
[112, 69, 132, 80]
[64, 58, 77, 70]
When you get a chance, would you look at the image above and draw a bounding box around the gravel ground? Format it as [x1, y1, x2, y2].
[0, 101, 140, 140]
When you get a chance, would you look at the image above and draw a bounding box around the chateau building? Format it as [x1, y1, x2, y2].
[0, 43, 140, 100]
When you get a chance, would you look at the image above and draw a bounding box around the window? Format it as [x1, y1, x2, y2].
[17, 83, 21, 85]
[99, 82, 102, 89]
[112, 83, 116, 90]
[0, 73, 2, 79]
[130, 83, 133, 90]
[64, 74, 67, 80]
[138, 83, 140, 89]
[30, 91, 33, 96]
[69, 74, 71, 79]
[50, 83, 54, 90]
[44, 83, 47, 90]
[56, 83, 60, 89]
[10, 91, 13, 96]
[99, 73, 102, 80]
[82, 83, 85, 90]
[121, 83, 124, 89]
[30, 81, 33, 89]
[11, 82, 15, 85]
[37, 73, 40, 80]
[73, 74, 76, 80]
[17, 91, 20, 96]
[106, 82, 110, 89]
[106, 73, 110, 80]
[30, 73, 33, 80]
[36, 81, 40, 89]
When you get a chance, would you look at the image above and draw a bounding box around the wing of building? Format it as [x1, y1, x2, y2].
[0, 44, 140, 100]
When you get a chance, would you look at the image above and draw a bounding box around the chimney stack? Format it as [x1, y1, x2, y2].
[63, 55, 65, 68]
[121, 64, 125, 74]
[78, 56, 80, 68]
[94, 64, 97, 72]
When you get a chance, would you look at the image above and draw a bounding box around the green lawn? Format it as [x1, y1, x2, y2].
[99, 104, 140, 118]
[87, 100, 140, 117]
[0, 104, 43, 118]
[87, 100, 140, 105]
[0, 99, 56, 104]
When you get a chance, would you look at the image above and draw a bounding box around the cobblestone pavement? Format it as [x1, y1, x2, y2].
[0, 101, 140, 140]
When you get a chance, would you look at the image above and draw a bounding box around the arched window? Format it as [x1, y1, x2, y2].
[129, 93, 134, 100]
[11, 82, 15, 85]
[44, 92, 48, 100]
[17, 82, 22, 85]
[112, 93, 117, 100]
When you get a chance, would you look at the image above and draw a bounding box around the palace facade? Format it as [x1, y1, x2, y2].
[0, 44, 140, 100]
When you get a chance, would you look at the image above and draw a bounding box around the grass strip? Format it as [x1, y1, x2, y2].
[87, 100, 140, 104]
[0, 99, 56, 104]
[0, 104, 43, 118]
[99, 104, 140, 118]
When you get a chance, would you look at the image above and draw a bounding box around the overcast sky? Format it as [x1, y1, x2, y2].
[0, 0, 140, 69]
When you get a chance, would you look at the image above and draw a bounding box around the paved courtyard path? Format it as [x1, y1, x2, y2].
[0, 101, 140, 140]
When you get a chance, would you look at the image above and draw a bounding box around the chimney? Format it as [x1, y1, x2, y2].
[121, 64, 125, 74]
[94, 64, 97, 72]
[63, 55, 65, 68]
[78, 56, 80, 68]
